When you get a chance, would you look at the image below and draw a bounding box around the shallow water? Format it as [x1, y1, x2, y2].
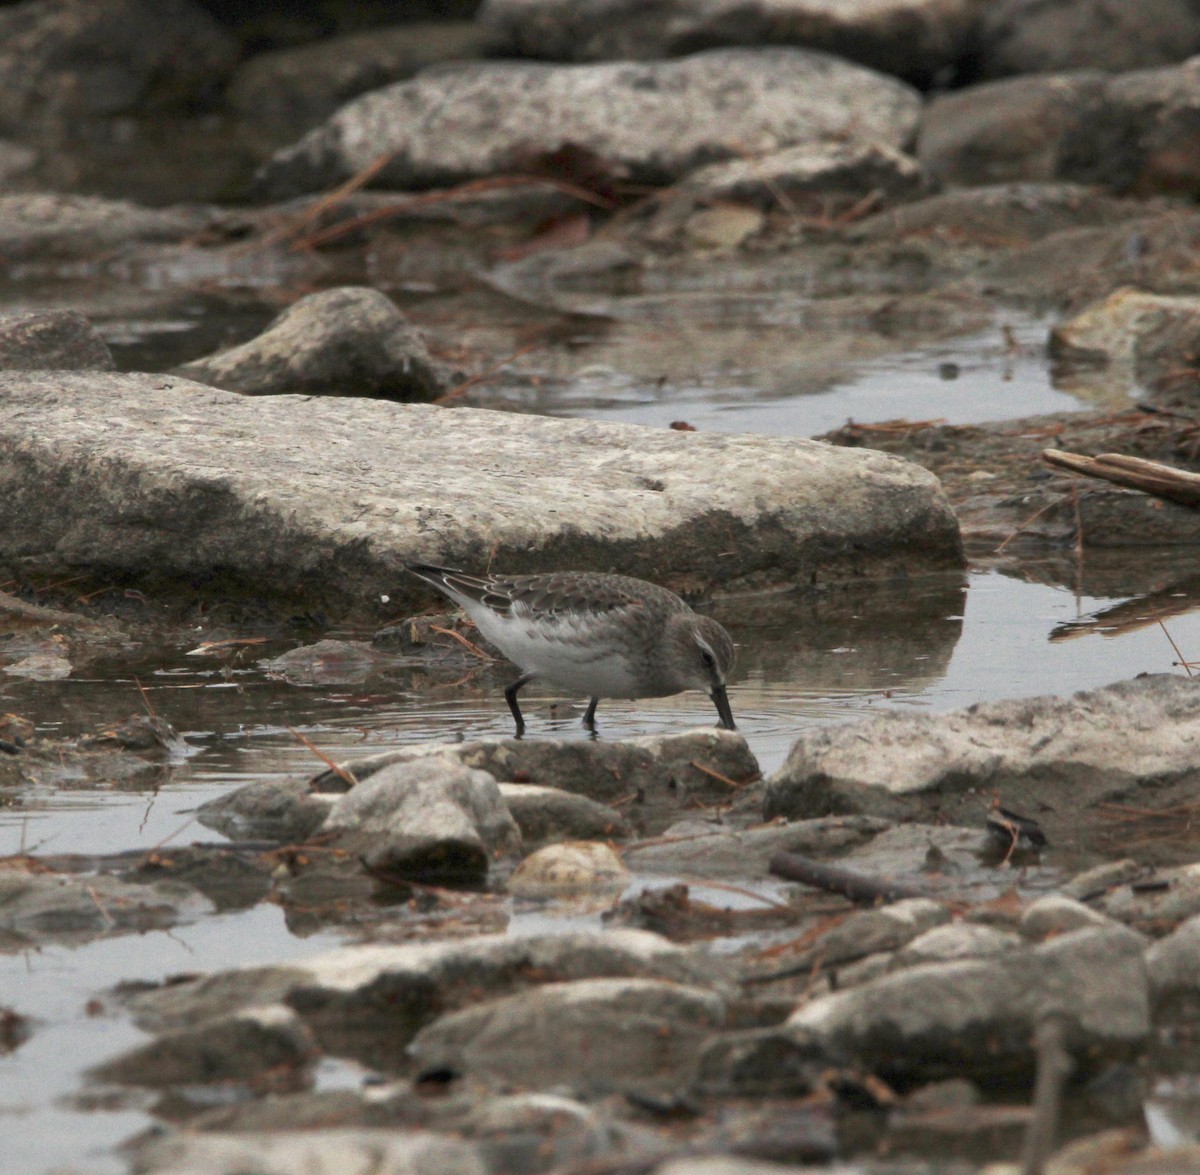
[1, 303, 1196, 1171]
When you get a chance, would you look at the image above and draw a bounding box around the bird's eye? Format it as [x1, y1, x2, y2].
[699, 649, 716, 668]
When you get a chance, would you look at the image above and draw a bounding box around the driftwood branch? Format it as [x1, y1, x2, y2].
[1042, 449, 1200, 509]
[769, 851, 928, 903]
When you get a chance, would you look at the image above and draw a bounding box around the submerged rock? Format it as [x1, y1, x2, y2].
[507, 840, 630, 897]
[0, 372, 962, 617]
[175, 288, 450, 401]
[254, 48, 920, 198]
[0, 867, 211, 948]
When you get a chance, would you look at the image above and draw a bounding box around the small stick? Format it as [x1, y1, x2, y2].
[688, 759, 758, 789]
[769, 851, 928, 903]
[434, 341, 544, 404]
[996, 499, 1066, 554]
[428, 625, 497, 662]
[1158, 618, 1195, 678]
[287, 726, 358, 789]
[1020, 1013, 1074, 1175]
[251, 150, 398, 251]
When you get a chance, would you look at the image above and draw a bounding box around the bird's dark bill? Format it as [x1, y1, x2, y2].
[711, 684, 736, 730]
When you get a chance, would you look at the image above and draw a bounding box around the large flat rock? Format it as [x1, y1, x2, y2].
[0, 372, 961, 615]
[254, 47, 920, 198]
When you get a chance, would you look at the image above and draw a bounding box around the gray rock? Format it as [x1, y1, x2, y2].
[508, 841, 630, 897]
[974, 0, 1200, 79]
[1145, 913, 1200, 1005]
[853, 181, 1152, 246]
[0, 311, 114, 372]
[1062, 859, 1146, 902]
[676, 141, 924, 211]
[653, 1158, 832, 1175]
[499, 783, 632, 845]
[175, 287, 449, 401]
[321, 758, 521, 882]
[196, 778, 334, 844]
[226, 22, 503, 152]
[1096, 863, 1200, 931]
[254, 48, 921, 199]
[409, 977, 725, 1093]
[890, 922, 1022, 968]
[1049, 287, 1200, 396]
[624, 814, 887, 877]
[1020, 895, 1114, 940]
[1059, 56, 1200, 195]
[261, 638, 398, 685]
[89, 1005, 314, 1088]
[0, 193, 211, 261]
[786, 924, 1150, 1082]
[0, 869, 210, 946]
[479, 0, 981, 85]
[129, 1129, 486, 1175]
[764, 675, 1200, 843]
[124, 929, 723, 1071]
[0, 0, 237, 138]
[459, 1093, 634, 1174]
[314, 731, 763, 836]
[0, 372, 961, 618]
[692, 1025, 834, 1098]
[806, 898, 953, 969]
[918, 73, 1107, 187]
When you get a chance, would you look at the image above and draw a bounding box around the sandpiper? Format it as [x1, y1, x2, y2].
[405, 562, 736, 737]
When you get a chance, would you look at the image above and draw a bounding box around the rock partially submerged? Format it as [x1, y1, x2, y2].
[765, 674, 1200, 852]
[123, 929, 724, 1070]
[175, 287, 451, 400]
[409, 977, 725, 1094]
[200, 730, 761, 842]
[0, 372, 961, 617]
[785, 924, 1149, 1084]
[254, 48, 920, 198]
[320, 757, 521, 883]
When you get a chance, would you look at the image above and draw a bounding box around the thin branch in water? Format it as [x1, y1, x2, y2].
[428, 625, 497, 662]
[1158, 617, 1194, 677]
[287, 726, 358, 789]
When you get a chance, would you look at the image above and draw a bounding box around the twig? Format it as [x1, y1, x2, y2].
[996, 499, 1066, 554]
[428, 625, 497, 662]
[250, 150, 398, 251]
[1158, 618, 1194, 677]
[293, 173, 616, 250]
[769, 851, 928, 903]
[1021, 1013, 1074, 1175]
[287, 726, 358, 789]
[434, 341, 543, 404]
[688, 760, 759, 790]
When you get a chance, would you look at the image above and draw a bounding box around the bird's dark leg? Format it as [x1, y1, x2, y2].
[504, 673, 534, 739]
[583, 696, 600, 735]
